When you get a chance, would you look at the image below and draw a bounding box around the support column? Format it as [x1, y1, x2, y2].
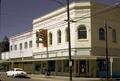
[73, 60, 77, 76]
[110, 57, 113, 78]
[11, 62, 14, 69]
[61, 60, 64, 72]
[78, 60, 80, 76]
[55, 61, 58, 75]
[89, 60, 92, 77]
[32, 62, 35, 74]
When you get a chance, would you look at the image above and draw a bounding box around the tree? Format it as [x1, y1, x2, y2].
[0, 36, 9, 52]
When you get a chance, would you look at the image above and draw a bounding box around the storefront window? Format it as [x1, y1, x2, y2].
[35, 64, 41, 72]
[63, 60, 69, 72]
[48, 61, 55, 72]
[80, 60, 86, 73]
[58, 61, 62, 72]
[97, 59, 107, 71]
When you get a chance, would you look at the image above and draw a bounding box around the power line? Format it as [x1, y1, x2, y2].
[75, 2, 120, 22]
[0, 13, 34, 19]
[48, 0, 65, 6]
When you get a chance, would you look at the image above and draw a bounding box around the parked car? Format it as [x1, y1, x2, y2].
[6, 68, 27, 78]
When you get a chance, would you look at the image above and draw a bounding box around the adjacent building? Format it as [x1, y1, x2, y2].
[1, 1, 120, 77]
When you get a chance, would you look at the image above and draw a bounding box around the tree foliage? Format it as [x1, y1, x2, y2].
[0, 36, 9, 53]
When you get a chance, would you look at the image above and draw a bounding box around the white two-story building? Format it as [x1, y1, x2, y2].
[1, 30, 33, 73]
[1, 1, 120, 77]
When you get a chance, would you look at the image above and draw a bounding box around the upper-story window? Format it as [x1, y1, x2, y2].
[10, 45, 13, 51]
[29, 41, 32, 48]
[65, 28, 68, 42]
[112, 29, 117, 43]
[24, 42, 28, 49]
[99, 28, 105, 40]
[15, 45, 17, 50]
[57, 30, 61, 43]
[78, 25, 87, 39]
[49, 32, 52, 45]
[36, 42, 39, 47]
[20, 43, 22, 50]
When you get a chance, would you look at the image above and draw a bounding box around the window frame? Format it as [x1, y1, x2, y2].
[24, 42, 28, 49]
[49, 32, 52, 45]
[112, 29, 117, 43]
[65, 27, 68, 42]
[99, 28, 105, 40]
[14, 44, 17, 50]
[29, 41, 32, 48]
[57, 30, 61, 44]
[77, 25, 87, 39]
[19, 43, 22, 50]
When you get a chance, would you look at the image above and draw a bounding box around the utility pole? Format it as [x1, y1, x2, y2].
[66, 0, 72, 81]
[104, 20, 109, 80]
[48, 0, 72, 80]
[0, 0, 1, 35]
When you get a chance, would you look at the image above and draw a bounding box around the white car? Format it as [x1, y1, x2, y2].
[6, 68, 27, 78]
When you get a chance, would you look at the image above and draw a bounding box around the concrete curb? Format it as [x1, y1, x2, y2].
[28, 74, 116, 81]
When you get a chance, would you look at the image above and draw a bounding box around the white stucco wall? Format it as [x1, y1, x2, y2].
[9, 31, 33, 59]
[32, 2, 92, 58]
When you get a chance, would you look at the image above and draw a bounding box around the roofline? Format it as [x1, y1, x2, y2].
[10, 29, 32, 39]
[32, 1, 91, 25]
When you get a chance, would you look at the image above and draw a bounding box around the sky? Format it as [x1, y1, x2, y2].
[0, 0, 120, 41]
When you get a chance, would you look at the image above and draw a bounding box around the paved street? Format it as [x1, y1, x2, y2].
[0, 72, 40, 81]
[0, 72, 119, 81]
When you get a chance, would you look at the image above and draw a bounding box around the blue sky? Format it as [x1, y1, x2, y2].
[0, 0, 120, 41]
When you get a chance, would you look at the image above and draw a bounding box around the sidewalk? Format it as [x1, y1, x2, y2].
[28, 74, 116, 81]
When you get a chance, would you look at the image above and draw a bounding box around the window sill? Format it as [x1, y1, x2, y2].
[57, 43, 62, 45]
[77, 39, 89, 42]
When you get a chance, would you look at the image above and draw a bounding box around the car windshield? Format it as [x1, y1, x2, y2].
[15, 68, 23, 71]
[16, 69, 23, 71]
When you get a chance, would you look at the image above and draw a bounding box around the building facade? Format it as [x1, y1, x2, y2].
[1, 1, 120, 77]
[1, 30, 33, 73]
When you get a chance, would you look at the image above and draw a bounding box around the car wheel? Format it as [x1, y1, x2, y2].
[12, 74, 15, 78]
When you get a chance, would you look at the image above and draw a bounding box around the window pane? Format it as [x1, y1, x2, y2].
[24, 42, 28, 48]
[65, 28, 68, 42]
[63, 60, 69, 72]
[80, 60, 86, 73]
[29, 41, 32, 48]
[49, 33, 52, 45]
[78, 25, 87, 39]
[99, 28, 105, 40]
[57, 30, 61, 43]
[15, 45, 17, 50]
[11, 45, 13, 51]
[20, 43, 22, 50]
[112, 29, 116, 42]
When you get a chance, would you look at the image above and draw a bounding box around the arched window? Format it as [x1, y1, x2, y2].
[24, 42, 28, 49]
[10, 45, 13, 51]
[20, 43, 22, 50]
[65, 28, 68, 42]
[49, 32, 52, 45]
[57, 30, 61, 43]
[99, 28, 105, 40]
[78, 25, 87, 39]
[29, 41, 32, 48]
[112, 29, 116, 42]
[15, 45, 17, 50]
